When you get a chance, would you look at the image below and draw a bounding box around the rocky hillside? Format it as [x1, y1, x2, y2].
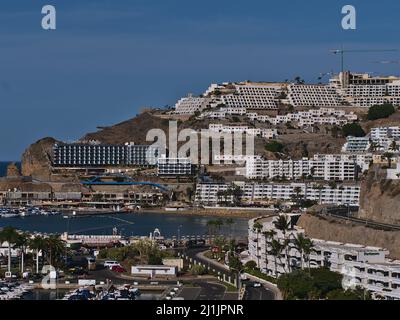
[298, 213, 400, 259]
[358, 165, 400, 225]
[81, 111, 171, 144]
[21, 137, 57, 180]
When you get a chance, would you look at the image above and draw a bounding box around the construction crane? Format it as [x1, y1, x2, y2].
[330, 46, 398, 73]
[372, 60, 400, 64]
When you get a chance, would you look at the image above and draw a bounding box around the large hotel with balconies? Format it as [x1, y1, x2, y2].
[53, 142, 160, 167]
[247, 215, 400, 300]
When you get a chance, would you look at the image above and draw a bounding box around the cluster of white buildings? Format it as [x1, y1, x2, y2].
[157, 157, 193, 176]
[244, 154, 370, 181]
[370, 126, 400, 152]
[247, 108, 357, 127]
[194, 182, 360, 206]
[287, 84, 344, 107]
[208, 124, 278, 139]
[174, 72, 400, 116]
[342, 136, 371, 154]
[247, 215, 400, 300]
[174, 94, 215, 115]
[332, 72, 400, 108]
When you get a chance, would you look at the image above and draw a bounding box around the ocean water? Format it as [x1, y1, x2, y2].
[0, 161, 21, 177]
[0, 212, 249, 238]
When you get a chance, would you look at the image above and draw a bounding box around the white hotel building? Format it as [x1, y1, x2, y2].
[331, 72, 400, 107]
[342, 136, 371, 153]
[244, 154, 370, 181]
[247, 215, 400, 300]
[157, 157, 193, 176]
[246, 108, 357, 127]
[174, 94, 215, 115]
[370, 126, 400, 152]
[209, 124, 278, 139]
[220, 83, 282, 110]
[195, 182, 360, 206]
[287, 84, 343, 107]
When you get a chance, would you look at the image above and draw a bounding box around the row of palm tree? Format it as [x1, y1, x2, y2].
[252, 215, 315, 277]
[0, 227, 66, 275]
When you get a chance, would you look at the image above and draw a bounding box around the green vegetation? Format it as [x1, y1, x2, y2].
[276, 267, 364, 300]
[265, 140, 284, 153]
[326, 288, 371, 300]
[342, 123, 366, 137]
[98, 239, 173, 269]
[245, 268, 277, 284]
[367, 103, 395, 120]
[189, 264, 206, 275]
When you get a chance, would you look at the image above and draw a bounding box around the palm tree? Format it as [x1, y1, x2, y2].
[273, 215, 292, 271]
[0, 227, 19, 273]
[263, 229, 276, 272]
[15, 232, 30, 274]
[253, 222, 263, 267]
[29, 236, 45, 274]
[269, 239, 284, 277]
[293, 233, 308, 270]
[383, 152, 394, 168]
[302, 238, 315, 272]
[43, 235, 65, 267]
[389, 141, 399, 153]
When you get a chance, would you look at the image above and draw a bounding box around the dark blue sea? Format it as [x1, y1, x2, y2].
[0, 212, 249, 238]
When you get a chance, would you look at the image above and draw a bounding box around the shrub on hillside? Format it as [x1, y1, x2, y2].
[342, 123, 366, 137]
[265, 140, 284, 153]
[367, 103, 395, 120]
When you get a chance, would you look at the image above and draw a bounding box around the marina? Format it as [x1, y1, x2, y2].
[0, 211, 249, 238]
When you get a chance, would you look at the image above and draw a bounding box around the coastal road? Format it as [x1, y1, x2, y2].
[182, 248, 275, 300]
[243, 281, 275, 300]
[178, 281, 226, 300]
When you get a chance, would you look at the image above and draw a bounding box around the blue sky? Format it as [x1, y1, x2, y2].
[1, 0, 400, 160]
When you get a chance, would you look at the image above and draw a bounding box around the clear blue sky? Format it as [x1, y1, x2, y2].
[1, 0, 400, 160]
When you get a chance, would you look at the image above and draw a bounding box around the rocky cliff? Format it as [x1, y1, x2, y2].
[358, 165, 400, 225]
[298, 213, 400, 259]
[21, 137, 57, 180]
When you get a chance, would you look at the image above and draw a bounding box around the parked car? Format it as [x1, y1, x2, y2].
[111, 265, 126, 273]
[253, 282, 262, 288]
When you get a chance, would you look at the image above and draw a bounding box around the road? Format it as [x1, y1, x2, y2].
[182, 247, 275, 300]
[243, 281, 275, 300]
[178, 281, 226, 300]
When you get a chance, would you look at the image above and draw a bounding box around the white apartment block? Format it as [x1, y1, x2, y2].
[195, 182, 360, 206]
[247, 108, 357, 127]
[201, 107, 247, 119]
[331, 72, 400, 107]
[313, 153, 372, 172]
[208, 124, 277, 138]
[342, 136, 371, 153]
[220, 83, 282, 110]
[174, 94, 214, 115]
[247, 215, 400, 300]
[194, 183, 231, 205]
[288, 84, 343, 107]
[370, 126, 400, 152]
[157, 157, 193, 176]
[245, 157, 358, 181]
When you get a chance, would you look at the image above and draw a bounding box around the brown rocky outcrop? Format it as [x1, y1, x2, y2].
[358, 165, 400, 225]
[298, 213, 400, 259]
[21, 137, 57, 180]
[6, 163, 21, 177]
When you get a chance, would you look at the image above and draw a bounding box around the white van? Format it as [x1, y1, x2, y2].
[103, 261, 120, 268]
